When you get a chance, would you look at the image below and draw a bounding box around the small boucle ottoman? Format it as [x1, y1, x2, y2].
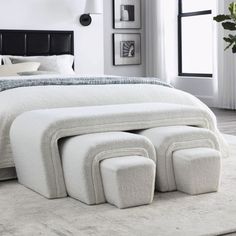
[173, 148, 221, 195]
[101, 156, 155, 209]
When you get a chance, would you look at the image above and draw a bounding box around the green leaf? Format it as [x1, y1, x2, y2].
[229, 2, 236, 15]
[213, 14, 231, 22]
[232, 44, 236, 53]
[216, 2, 236, 54]
[224, 37, 233, 43]
[229, 2, 236, 20]
[225, 42, 234, 51]
[224, 33, 236, 51]
[222, 21, 236, 30]
[229, 34, 236, 39]
[229, 3, 234, 15]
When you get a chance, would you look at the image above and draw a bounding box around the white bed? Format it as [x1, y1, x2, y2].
[0, 29, 228, 181]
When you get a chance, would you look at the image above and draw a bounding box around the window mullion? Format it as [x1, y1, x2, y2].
[180, 10, 212, 17]
[178, 14, 183, 76]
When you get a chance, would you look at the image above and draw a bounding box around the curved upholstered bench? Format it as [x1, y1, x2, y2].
[61, 132, 156, 208]
[10, 103, 219, 199]
[137, 126, 221, 193]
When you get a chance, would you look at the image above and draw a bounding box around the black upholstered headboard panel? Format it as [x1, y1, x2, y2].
[0, 30, 74, 56]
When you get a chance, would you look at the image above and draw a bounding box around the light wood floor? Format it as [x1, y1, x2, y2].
[211, 108, 236, 136]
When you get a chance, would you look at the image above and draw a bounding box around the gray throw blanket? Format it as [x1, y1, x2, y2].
[0, 76, 172, 92]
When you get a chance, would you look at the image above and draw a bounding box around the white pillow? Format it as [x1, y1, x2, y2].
[3, 55, 75, 75]
[0, 62, 40, 77]
[18, 71, 57, 76]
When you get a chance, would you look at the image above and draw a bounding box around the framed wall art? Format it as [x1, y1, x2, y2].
[113, 33, 141, 66]
[113, 0, 141, 29]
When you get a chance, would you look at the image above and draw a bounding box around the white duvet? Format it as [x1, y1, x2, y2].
[0, 77, 227, 169]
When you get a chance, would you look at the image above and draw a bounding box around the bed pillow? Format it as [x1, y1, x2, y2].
[18, 71, 57, 76]
[0, 62, 40, 77]
[3, 55, 75, 75]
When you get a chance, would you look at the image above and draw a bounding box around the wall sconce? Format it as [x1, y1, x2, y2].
[80, 0, 103, 26]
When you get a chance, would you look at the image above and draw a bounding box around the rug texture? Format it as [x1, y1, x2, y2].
[0, 135, 236, 236]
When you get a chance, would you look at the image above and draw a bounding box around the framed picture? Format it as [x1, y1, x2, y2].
[113, 0, 141, 29]
[113, 33, 141, 66]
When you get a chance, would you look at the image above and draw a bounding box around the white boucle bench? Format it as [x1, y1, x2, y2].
[10, 103, 217, 199]
[60, 132, 156, 208]
[137, 126, 221, 193]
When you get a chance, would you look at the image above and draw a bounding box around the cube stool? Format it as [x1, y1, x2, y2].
[173, 148, 221, 195]
[101, 156, 155, 209]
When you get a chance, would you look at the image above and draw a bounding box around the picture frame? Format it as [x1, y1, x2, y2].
[113, 0, 141, 29]
[113, 33, 141, 66]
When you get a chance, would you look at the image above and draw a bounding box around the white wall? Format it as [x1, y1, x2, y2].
[0, 0, 104, 75]
[174, 78, 215, 106]
[0, 0, 146, 77]
[103, 0, 146, 76]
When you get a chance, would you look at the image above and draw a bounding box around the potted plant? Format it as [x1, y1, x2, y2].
[214, 2, 236, 53]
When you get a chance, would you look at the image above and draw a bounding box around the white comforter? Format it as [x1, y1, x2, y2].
[0, 80, 227, 169]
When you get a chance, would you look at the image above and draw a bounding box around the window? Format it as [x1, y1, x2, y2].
[178, 0, 213, 77]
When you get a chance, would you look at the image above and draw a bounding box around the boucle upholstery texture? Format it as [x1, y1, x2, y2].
[10, 103, 221, 198]
[61, 132, 156, 204]
[137, 126, 220, 192]
[173, 148, 222, 195]
[101, 156, 156, 209]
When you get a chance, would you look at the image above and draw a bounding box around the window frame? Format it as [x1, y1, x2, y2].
[178, 0, 213, 78]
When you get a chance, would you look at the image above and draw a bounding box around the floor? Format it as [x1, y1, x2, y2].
[1, 134, 236, 236]
[212, 108, 236, 236]
[211, 108, 236, 136]
[1, 107, 235, 236]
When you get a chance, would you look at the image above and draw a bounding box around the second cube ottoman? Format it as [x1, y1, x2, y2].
[173, 147, 221, 195]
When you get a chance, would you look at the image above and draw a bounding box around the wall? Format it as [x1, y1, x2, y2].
[0, 0, 104, 75]
[103, 0, 146, 77]
[174, 78, 215, 107]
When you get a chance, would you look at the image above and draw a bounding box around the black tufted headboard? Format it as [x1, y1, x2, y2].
[0, 29, 74, 56]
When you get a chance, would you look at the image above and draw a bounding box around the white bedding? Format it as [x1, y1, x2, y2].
[0, 76, 227, 169]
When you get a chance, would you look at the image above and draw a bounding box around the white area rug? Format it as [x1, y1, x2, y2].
[0, 135, 236, 236]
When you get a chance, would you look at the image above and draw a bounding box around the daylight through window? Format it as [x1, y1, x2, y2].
[178, 0, 213, 77]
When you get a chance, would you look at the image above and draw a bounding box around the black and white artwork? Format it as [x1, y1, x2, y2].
[120, 5, 135, 21]
[113, 34, 141, 65]
[120, 41, 135, 57]
[113, 0, 141, 29]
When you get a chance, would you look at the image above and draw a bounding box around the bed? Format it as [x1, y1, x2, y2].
[0, 29, 74, 179]
[0, 29, 228, 181]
